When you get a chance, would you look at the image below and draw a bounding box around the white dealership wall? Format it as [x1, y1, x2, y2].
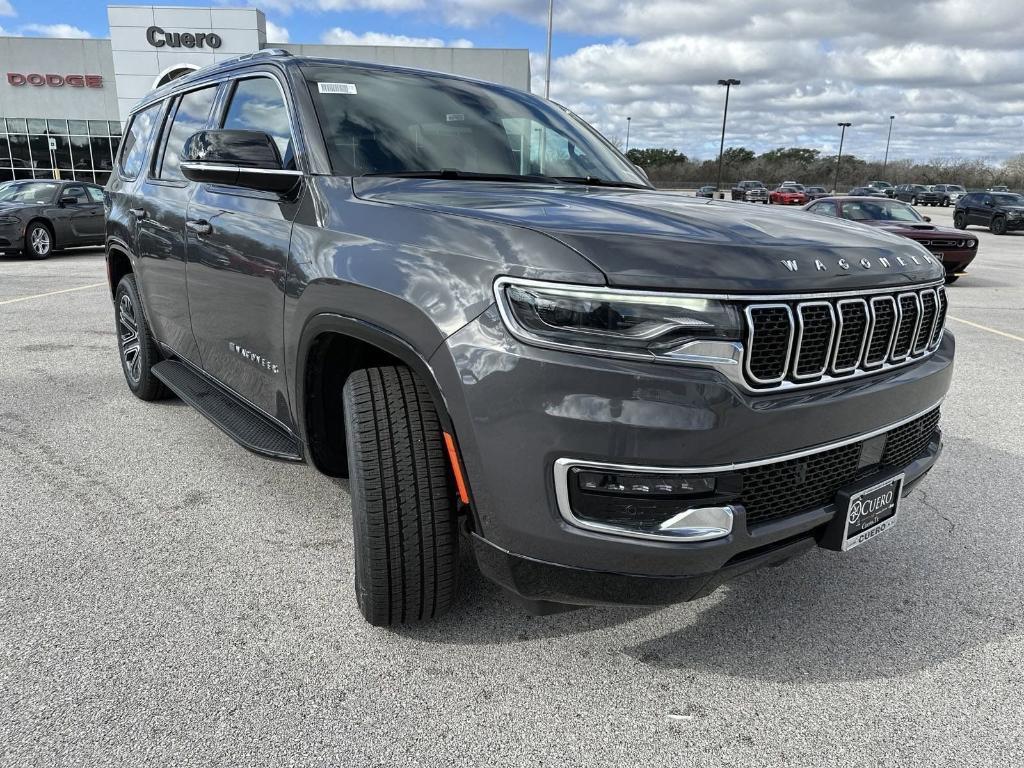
[0, 4, 530, 125]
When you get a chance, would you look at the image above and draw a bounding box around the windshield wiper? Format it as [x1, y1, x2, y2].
[362, 169, 556, 184]
[553, 176, 648, 189]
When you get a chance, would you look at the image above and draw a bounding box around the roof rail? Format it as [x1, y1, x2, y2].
[215, 48, 292, 67]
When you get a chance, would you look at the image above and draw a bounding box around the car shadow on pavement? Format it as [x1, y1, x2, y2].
[394, 545, 658, 643]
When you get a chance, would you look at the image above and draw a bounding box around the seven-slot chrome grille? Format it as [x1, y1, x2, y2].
[743, 284, 947, 389]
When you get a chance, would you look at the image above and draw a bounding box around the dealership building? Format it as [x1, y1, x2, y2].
[0, 4, 531, 185]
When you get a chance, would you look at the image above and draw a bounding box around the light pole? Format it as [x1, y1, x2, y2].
[544, 0, 554, 98]
[715, 78, 740, 197]
[625, 116, 631, 152]
[834, 122, 852, 193]
[882, 115, 895, 177]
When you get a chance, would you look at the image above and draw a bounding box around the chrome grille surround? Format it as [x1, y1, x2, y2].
[742, 281, 946, 390]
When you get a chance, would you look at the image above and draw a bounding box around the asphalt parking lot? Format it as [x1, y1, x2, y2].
[1, 208, 1022, 767]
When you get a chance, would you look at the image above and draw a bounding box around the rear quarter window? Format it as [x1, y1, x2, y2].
[117, 103, 162, 180]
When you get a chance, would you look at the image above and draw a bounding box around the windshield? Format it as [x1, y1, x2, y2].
[303, 64, 647, 186]
[947, 185, 965, 192]
[992, 193, 1024, 205]
[0, 182, 59, 204]
[841, 200, 924, 223]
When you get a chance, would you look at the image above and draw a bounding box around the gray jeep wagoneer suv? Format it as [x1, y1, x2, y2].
[105, 51, 952, 626]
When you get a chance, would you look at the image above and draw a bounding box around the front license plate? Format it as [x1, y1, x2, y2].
[824, 474, 904, 551]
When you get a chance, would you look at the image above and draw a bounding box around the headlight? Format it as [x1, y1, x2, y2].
[495, 278, 742, 359]
[0, 216, 18, 226]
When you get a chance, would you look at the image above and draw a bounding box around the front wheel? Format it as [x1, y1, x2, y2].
[114, 274, 170, 401]
[911, 196, 918, 205]
[944, 274, 960, 285]
[25, 222, 53, 259]
[991, 216, 1007, 235]
[343, 366, 459, 626]
[953, 212, 967, 229]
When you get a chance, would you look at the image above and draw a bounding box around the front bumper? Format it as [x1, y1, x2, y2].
[432, 307, 954, 602]
[935, 248, 976, 274]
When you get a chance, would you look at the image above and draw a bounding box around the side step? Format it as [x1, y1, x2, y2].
[152, 360, 303, 461]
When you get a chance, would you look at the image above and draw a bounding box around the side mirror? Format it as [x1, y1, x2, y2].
[180, 129, 300, 193]
[60, 196, 78, 206]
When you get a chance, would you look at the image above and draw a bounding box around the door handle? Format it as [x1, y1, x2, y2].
[186, 219, 212, 236]
[129, 207, 146, 219]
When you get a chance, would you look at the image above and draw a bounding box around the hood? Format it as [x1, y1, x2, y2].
[353, 178, 944, 292]
[858, 221, 963, 235]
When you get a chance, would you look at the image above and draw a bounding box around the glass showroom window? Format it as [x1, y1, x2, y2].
[0, 118, 121, 185]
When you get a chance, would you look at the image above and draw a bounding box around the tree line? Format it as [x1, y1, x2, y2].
[623, 147, 1024, 191]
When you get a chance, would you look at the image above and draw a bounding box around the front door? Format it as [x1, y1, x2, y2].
[59, 184, 104, 242]
[184, 75, 302, 426]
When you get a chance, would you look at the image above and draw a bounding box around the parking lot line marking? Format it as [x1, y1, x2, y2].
[0, 282, 106, 307]
[948, 315, 1024, 343]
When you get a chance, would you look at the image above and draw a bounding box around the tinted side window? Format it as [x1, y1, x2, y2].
[118, 103, 161, 180]
[222, 77, 296, 170]
[86, 186, 104, 202]
[815, 201, 837, 216]
[158, 86, 218, 181]
[64, 185, 89, 203]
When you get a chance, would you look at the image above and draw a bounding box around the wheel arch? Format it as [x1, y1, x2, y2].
[296, 313, 456, 478]
[24, 217, 56, 250]
[105, 240, 134, 297]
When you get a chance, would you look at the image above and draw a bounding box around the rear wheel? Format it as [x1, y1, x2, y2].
[953, 211, 967, 229]
[343, 365, 459, 626]
[991, 216, 1007, 235]
[114, 274, 169, 401]
[25, 222, 52, 259]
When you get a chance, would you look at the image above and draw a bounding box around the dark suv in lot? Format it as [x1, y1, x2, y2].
[105, 52, 954, 626]
[954, 191, 1024, 235]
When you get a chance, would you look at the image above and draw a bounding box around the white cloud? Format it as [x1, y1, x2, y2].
[20, 23, 91, 38]
[265, 19, 290, 43]
[256, 0, 425, 13]
[0, 0, 14, 17]
[321, 27, 471, 47]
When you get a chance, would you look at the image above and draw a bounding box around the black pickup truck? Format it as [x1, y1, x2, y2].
[104, 52, 953, 626]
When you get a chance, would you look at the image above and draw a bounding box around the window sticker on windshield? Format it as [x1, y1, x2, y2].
[318, 82, 358, 95]
[446, 114, 465, 122]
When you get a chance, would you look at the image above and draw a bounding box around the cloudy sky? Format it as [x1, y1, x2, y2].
[3, 0, 1023, 161]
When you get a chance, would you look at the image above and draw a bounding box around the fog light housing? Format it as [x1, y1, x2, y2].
[556, 463, 741, 541]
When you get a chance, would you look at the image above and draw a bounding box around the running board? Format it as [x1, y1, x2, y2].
[152, 360, 303, 462]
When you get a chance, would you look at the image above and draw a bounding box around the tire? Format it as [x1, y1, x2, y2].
[114, 274, 170, 401]
[991, 216, 1007, 235]
[953, 212, 967, 229]
[25, 221, 53, 259]
[942, 198, 950, 207]
[343, 366, 458, 626]
[944, 274, 960, 285]
[911, 196, 917, 205]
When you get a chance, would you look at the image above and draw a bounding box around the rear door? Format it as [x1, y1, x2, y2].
[184, 73, 303, 426]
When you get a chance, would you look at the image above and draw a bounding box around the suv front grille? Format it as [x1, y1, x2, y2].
[740, 407, 940, 525]
[744, 285, 945, 389]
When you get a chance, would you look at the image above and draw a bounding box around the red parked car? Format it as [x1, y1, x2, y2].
[803, 196, 977, 284]
[769, 184, 808, 205]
